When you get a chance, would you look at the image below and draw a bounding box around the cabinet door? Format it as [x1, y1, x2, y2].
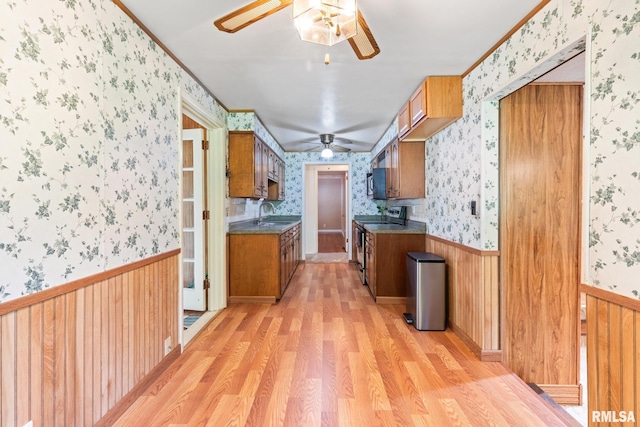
[261, 143, 269, 196]
[397, 102, 410, 137]
[253, 137, 264, 197]
[280, 238, 287, 296]
[278, 159, 286, 200]
[268, 150, 278, 181]
[384, 145, 393, 198]
[410, 82, 426, 126]
[390, 139, 400, 198]
[365, 234, 376, 296]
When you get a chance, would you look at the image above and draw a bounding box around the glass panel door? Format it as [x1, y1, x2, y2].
[182, 129, 205, 311]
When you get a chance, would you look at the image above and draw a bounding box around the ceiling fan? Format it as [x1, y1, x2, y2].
[214, 0, 380, 60]
[304, 133, 352, 158]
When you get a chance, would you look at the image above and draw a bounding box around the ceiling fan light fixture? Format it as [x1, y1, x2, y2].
[293, 0, 357, 46]
[321, 147, 334, 158]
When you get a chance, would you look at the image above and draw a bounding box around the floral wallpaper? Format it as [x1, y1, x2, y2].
[587, 0, 640, 298]
[371, 0, 640, 299]
[1, 0, 638, 303]
[0, 0, 226, 303]
[370, 116, 398, 160]
[227, 111, 284, 158]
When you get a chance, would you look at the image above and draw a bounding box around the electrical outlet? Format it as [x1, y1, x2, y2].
[24, 421, 33, 427]
[164, 337, 172, 356]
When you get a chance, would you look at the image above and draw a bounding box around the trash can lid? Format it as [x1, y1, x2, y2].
[407, 252, 445, 263]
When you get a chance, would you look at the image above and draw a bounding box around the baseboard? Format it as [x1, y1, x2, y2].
[528, 383, 583, 426]
[538, 383, 582, 406]
[449, 320, 502, 362]
[228, 295, 276, 304]
[95, 345, 181, 427]
[376, 296, 406, 305]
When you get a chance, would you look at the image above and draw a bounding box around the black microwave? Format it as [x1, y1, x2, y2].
[368, 168, 387, 200]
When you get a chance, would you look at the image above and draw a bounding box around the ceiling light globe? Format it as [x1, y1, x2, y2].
[321, 147, 334, 158]
[293, 0, 358, 46]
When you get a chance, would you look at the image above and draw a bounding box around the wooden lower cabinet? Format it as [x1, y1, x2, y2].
[229, 224, 301, 301]
[366, 231, 425, 301]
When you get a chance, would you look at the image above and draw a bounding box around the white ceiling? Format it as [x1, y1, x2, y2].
[121, 0, 544, 152]
[534, 51, 586, 83]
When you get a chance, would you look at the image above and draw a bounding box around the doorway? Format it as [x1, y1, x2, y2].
[317, 171, 348, 256]
[180, 93, 227, 346]
[303, 163, 350, 263]
[499, 81, 583, 405]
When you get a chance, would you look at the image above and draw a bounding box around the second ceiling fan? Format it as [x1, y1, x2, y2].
[214, 0, 380, 60]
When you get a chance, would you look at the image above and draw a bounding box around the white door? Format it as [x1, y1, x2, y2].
[182, 129, 206, 311]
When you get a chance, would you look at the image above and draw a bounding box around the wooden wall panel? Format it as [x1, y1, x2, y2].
[500, 84, 582, 405]
[586, 289, 640, 426]
[425, 236, 500, 361]
[0, 252, 179, 427]
[182, 113, 206, 130]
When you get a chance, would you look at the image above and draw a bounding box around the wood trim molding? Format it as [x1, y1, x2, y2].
[529, 82, 585, 86]
[580, 283, 640, 312]
[449, 321, 503, 362]
[112, 0, 228, 111]
[376, 296, 406, 305]
[94, 345, 182, 427]
[228, 296, 276, 304]
[462, 0, 551, 78]
[537, 384, 582, 406]
[425, 234, 500, 257]
[0, 249, 180, 316]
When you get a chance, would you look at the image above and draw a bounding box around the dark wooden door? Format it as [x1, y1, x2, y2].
[500, 84, 582, 403]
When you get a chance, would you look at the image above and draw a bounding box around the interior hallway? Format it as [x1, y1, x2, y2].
[318, 232, 346, 253]
[113, 263, 579, 426]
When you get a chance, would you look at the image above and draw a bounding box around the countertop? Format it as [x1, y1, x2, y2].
[353, 215, 426, 235]
[228, 216, 301, 235]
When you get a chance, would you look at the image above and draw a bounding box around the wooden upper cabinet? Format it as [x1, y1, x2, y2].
[389, 139, 400, 198]
[228, 131, 269, 199]
[395, 140, 425, 199]
[228, 131, 286, 201]
[267, 150, 279, 182]
[397, 102, 410, 138]
[254, 137, 265, 197]
[398, 75, 462, 141]
[277, 159, 285, 200]
[384, 138, 424, 199]
[384, 144, 393, 198]
[409, 84, 426, 126]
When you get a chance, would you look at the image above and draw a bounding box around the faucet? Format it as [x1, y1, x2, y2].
[257, 201, 275, 224]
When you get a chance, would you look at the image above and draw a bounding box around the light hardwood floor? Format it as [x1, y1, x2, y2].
[318, 232, 345, 253]
[114, 263, 578, 426]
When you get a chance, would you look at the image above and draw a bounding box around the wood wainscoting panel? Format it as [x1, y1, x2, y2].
[425, 235, 500, 360]
[0, 252, 180, 427]
[585, 288, 640, 426]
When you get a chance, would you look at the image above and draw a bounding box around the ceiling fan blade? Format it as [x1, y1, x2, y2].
[332, 145, 351, 152]
[348, 9, 380, 60]
[214, 0, 292, 33]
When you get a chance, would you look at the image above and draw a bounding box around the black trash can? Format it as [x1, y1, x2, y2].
[404, 252, 446, 331]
